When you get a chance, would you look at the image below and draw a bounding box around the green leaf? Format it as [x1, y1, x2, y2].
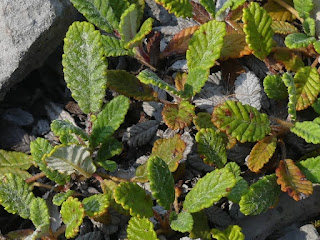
[61, 197, 85, 239]
[53, 190, 75, 206]
[148, 156, 175, 210]
[291, 121, 320, 144]
[114, 182, 153, 217]
[312, 97, 320, 114]
[184, 20, 226, 97]
[183, 168, 236, 213]
[44, 145, 96, 178]
[273, 49, 304, 72]
[224, 162, 241, 178]
[216, 0, 246, 17]
[194, 112, 216, 131]
[135, 162, 149, 182]
[190, 211, 212, 240]
[212, 100, 271, 143]
[263, 75, 288, 100]
[294, 66, 320, 111]
[211, 225, 245, 240]
[297, 156, 320, 183]
[242, 2, 273, 60]
[127, 217, 159, 240]
[106, 70, 158, 101]
[155, 0, 192, 17]
[51, 120, 89, 142]
[119, 4, 138, 43]
[228, 178, 249, 203]
[239, 174, 280, 215]
[0, 150, 33, 180]
[170, 211, 194, 233]
[314, 40, 320, 54]
[96, 137, 122, 171]
[125, 18, 154, 49]
[30, 138, 70, 185]
[195, 128, 227, 168]
[63, 21, 108, 114]
[200, 0, 215, 16]
[0, 173, 35, 219]
[282, 73, 297, 121]
[162, 101, 195, 130]
[82, 194, 110, 217]
[303, 17, 316, 36]
[151, 134, 186, 172]
[90, 95, 130, 148]
[109, 0, 130, 20]
[271, 21, 299, 35]
[30, 198, 50, 229]
[137, 69, 181, 97]
[101, 35, 131, 57]
[285, 33, 316, 49]
[293, 0, 313, 19]
[70, 0, 118, 32]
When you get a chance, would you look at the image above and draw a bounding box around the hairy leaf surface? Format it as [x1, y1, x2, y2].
[263, 75, 288, 100]
[248, 136, 277, 172]
[53, 190, 75, 206]
[82, 194, 110, 217]
[212, 100, 271, 143]
[96, 137, 122, 171]
[170, 211, 194, 233]
[293, 0, 313, 19]
[125, 18, 153, 49]
[195, 128, 227, 168]
[119, 4, 138, 43]
[63, 21, 107, 114]
[242, 2, 273, 60]
[61, 197, 85, 239]
[297, 156, 320, 183]
[239, 174, 280, 215]
[44, 145, 96, 178]
[148, 156, 175, 210]
[114, 182, 153, 217]
[90, 95, 130, 148]
[155, 0, 192, 17]
[101, 35, 131, 57]
[183, 168, 236, 213]
[228, 178, 249, 203]
[282, 73, 297, 121]
[30, 198, 50, 229]
[127, 217, 159, 240]
[285, 33, 316, 49]
[291, 121, 320, 144]
[194, 112, 216, 130]
[51, 120, 89, 143]
[276, 159, 313, 201]
[211, 225, 245, 240]
[271, 21, 299, 35]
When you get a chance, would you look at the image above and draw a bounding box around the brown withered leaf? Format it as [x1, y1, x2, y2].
[220, 22, 252, 61]
[276, 159, 313, 201]
[146, 31, 161, 67]
[273, 48, 304, 72]
[191, 1, 212, 24]
[174, 72, 188, 91]
[161, 25, 200, 58]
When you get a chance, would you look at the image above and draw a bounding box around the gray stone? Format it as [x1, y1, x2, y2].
[0, 0, 76, 100]
[279, 224, 320, 240]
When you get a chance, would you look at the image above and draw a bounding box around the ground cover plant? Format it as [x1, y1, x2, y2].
[1, 0, 320, 239]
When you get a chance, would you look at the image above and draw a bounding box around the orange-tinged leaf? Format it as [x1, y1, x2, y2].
[162, 101, 195, 130]
[271, 21, 299, 35]
[264, 0, 296, 22]
[220, 23, 252, 61]
[276, 159, 313, 201]
[247, 135, 277, 172]
[161, 25, 200, 58]
[273, 48, 304, 72]
[191, 1, 212, 24]
[175, 72, 188, 91]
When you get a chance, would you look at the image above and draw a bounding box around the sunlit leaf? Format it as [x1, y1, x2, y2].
[263, 74, 288, 100]
[291, 121, 320, 144]
[82, 194, 110, 217]
[264, 0, 296, 21]
[303, 17, 316, 36]
[314, 40, 320, 54]
[155, 0, 192, 17]
[53, 190, 75, 206]
[200, 0, 215, 16]
[170, 211, 194, 233]
[211, 225, 245, 240]
[216, 0, 246, 17]
[127, 217, 159, 240]
[271, 21, 299, 35]
[297, 156, 320, 183]
[51, 120, 89, 144]
[228, 178, 249, 203]
[101, 35, 131, 57]
[95, 137, 122, 171]
[285, 33, 316, 49]
[276, 159, 313, 201]
[125, 18, 154, 49]
[30, 198, 50, 230]
[293, 0, 313, 19]
[282, 73, 297, 121]
[193, 112, 216, 131]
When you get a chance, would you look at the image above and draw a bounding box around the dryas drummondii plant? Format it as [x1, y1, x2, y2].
[1, 0, 320, 239]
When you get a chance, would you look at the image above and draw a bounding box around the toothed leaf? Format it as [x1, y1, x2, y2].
[53, 190, 76, 206]
[195, 128, 227, 168]
[107, 70, 158, 101]
[96, 137, 122, 171]
[127, 217, 159, 240]
[216, 0, 246, 17]
[114, 182, 153, 217]
[211, 225, 245, 240]
[282, 73, 297, 121]
[183, 168, 236, 213]
[303, 17, 316, 36]
[44, 145, 96, 178]
[294, 66, 320, 111]
[109, 0, 130, 20]
[314, 41, 320, 54]
[200, 0, 215, 15]
[125, 18, 154, 49]
[30, 138, 70, 185]
[285, 33, 316, 49]
[239, 174, 280, 215]
[248, 135, 277, 172]
[0, 173, 35, 219]
[63, 21, 108, 114]
[51, 120, 89, 143]
[148, 156, 175, 210]
[90, 95, 130, 148]
[264, 0, 296, 22]
[119, 4, 138, 43]
[291, 121, 320, 144]
[263, 74, 288, 100]
[276, 159, 313, 201]
[271, 21, 299, 35]
[293, 0, 313, 19]
[151, 134, 186, 172]
[170, 211, 194, 233]
[228, 177, 249, 203]
[70, 0, 118, 32]
[30, 198, 50, 230]
[297, 156, 320, 183]
[82, 194, 110, 217]
[243, 2, 273, 60]
[101, 35, 131, 57]
[162, 101, 195, 130]
[212, 100, 271, 143]
[190, 211, 212, 240]
[273, 48, 304, 72]
[184, 20, 226, 97]
[155, 0, 192, 17]
[61, 197, 85, 239]
[193, 112, 216, 131]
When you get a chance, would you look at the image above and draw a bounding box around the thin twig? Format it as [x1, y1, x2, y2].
[33, 182, 57, 190]
[311, 58, 319, 68]
[96, 172, 131, 182]
[272, 0, 303, 22]
[25, 172, 46, 183]
[278, 138, 287, 160]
